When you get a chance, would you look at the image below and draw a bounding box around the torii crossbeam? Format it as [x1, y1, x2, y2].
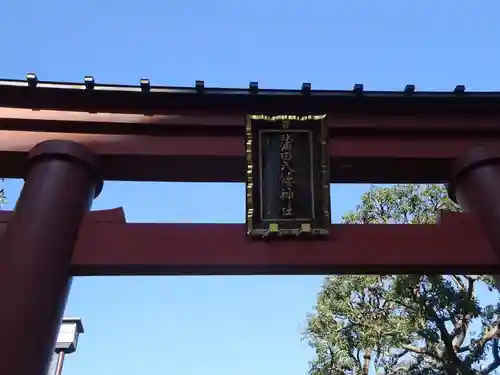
[1, 77, 500, 375]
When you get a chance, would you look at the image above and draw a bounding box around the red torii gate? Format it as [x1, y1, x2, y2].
[0, 77, 499, 375]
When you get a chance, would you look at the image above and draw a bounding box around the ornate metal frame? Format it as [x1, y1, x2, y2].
[245, 114, 330, 238]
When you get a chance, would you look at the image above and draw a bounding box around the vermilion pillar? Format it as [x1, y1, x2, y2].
[0, 140, 102, 375]
[448, 146, 500, 284]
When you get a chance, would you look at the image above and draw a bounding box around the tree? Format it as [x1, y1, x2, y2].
[0, 178, 5, 207]
[304, 184, 500, 375]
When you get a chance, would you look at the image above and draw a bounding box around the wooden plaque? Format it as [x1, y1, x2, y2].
[245, 114, 331, 238]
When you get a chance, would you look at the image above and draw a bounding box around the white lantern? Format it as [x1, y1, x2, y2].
[55, 318, 84, 354]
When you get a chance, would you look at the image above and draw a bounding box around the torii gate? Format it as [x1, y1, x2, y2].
[0, 76, 499, 375]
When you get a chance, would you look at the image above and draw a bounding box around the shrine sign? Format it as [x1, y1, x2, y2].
[245, 114, 330, 238]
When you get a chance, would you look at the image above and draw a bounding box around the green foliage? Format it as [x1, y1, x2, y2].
[0, 178, 5, 207]
[304, 185, 500, 375]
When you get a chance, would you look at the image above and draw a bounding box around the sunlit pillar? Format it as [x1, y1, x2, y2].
[0, 140, 102, 375]
[448, 146, 500, 288]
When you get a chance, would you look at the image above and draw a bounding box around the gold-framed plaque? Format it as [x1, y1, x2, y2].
[245, 114, 331, 238]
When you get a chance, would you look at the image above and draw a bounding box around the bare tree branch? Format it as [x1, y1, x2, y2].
[480, 339, 500, 374]
[451, 275, 467, 292]
[464, 321, 500, 368]
[451, 278, 475, 350]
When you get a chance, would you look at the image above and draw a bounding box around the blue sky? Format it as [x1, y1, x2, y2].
[2, 1, 500, 375]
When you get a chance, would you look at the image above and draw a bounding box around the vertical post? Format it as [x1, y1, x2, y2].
[54, 352, 66, 375]
[0, 140, 102, 375]
[448, 146, 500, 287]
